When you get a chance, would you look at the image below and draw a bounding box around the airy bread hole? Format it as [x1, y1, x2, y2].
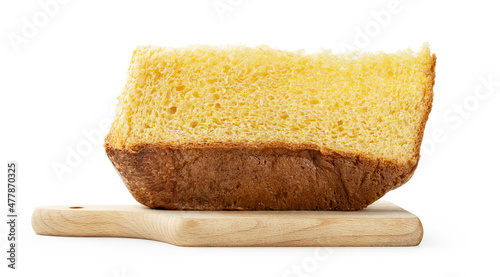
[167, 106, 177, 114]
[309, 98, 320, 105]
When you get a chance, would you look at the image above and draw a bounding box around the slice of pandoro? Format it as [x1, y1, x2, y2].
[104, 44, 436, 210]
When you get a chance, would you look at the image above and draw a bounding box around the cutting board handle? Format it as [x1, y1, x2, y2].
[32, 205, 183, 244]
[32, 202, 423, 247]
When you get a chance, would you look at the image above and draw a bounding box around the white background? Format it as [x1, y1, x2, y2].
[1, 0, 500, 276]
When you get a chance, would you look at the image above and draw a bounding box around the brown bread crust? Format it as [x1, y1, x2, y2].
[105, 144, 418, 211]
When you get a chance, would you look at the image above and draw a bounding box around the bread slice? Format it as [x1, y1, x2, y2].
[105, 44, 436, 211]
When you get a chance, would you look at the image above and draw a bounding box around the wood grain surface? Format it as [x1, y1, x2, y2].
[31, 201, 423, 247]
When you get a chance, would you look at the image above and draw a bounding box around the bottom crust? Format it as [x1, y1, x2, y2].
[105, 145, 418, 211]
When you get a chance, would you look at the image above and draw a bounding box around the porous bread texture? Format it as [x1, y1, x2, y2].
[105, 44, 436, 211]
[107, 44, 436, 165]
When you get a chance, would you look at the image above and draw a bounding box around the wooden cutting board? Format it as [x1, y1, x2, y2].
[31, 201, 422, 247]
